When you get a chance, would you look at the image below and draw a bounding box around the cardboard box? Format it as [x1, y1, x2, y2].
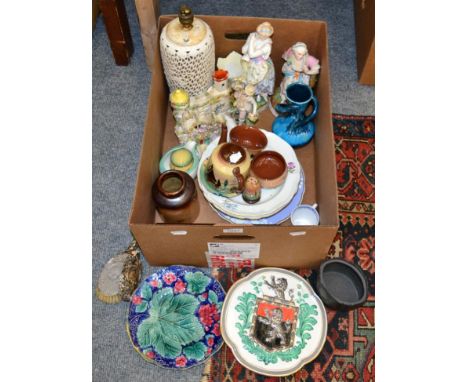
[354, 0, 375, 85]
[129, 15, 339, 269]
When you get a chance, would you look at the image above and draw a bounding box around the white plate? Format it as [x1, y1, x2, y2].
[221, 268, 327, 377]
[198, 130, 301, 219]
[210, 169, 305, 225]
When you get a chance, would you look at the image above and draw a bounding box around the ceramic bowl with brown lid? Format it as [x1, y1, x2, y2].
[250, 150, 287, 189]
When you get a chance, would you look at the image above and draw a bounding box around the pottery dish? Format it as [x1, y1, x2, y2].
[159, 142, 200, 179]
[198, 129, 301, 220]
[221, 268, 327, 377]
[211, 169, 305, 225]
[229, 125, 268, 155]
[250, 150, 287, 189]
[127, 265, 225, 369]
[316, 259, 368, 310]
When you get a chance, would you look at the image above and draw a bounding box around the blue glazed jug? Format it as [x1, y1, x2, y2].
[272, 83, 319, 147]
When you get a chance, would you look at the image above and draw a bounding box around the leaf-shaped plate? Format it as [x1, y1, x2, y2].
[127, 265, 225, 369]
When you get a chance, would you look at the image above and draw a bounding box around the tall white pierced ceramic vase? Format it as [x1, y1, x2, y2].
[160, 5, 215, 97]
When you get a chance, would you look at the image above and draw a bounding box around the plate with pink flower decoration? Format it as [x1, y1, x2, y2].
[127, 265, 225, 369]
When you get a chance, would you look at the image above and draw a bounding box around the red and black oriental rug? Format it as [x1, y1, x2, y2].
[202, 114, 375, 382]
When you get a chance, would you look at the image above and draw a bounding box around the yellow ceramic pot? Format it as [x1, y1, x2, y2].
[209, 125, 250, 192]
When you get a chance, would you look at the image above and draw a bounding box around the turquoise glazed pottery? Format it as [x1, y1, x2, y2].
[272, 83, 318, 147]
[127, 266, 225, 368]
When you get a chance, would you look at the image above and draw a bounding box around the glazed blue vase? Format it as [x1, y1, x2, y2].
[272, 83, 319, 147]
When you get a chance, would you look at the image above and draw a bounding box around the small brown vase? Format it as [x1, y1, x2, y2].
[152, 170, 199, 223]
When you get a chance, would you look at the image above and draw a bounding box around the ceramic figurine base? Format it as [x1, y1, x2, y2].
[221, 268, 327, 377]
[127, 266, 225, 369]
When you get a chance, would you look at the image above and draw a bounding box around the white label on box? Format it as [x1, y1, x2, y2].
[207, 242, 260, 259]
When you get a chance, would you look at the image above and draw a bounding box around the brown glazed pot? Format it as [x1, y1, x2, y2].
[229, 125, 268, 156]
[152, 170, 199, 223]
[250, 150, 287, 189]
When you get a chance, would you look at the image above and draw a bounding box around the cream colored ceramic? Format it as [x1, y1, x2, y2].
[221, 268, 327, 377]
[198, 129, 301, 219]
[206, 125, 251, 194]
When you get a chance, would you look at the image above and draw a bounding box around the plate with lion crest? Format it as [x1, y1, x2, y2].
[220, 267, 327, 376]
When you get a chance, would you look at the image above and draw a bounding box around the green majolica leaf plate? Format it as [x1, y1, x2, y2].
[127, 266, 225, 368]
[220, 268, 327, 377]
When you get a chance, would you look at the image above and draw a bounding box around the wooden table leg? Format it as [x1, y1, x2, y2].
[100, 0, 134, 66]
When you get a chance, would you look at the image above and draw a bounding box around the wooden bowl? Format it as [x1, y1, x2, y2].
[250, 150, 287, 189]
[229, 125, 268, 155]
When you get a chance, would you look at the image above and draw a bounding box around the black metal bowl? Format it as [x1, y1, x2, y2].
[316, 259, 368, 310]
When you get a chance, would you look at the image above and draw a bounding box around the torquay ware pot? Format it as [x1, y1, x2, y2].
[221, 267, 327, 377]
[152, 170, 199, 223]
[272, 83, 318, 147]
[205, 125, 250, 196]
[316, 259, 368, 310]
[229, 124, 268, 156]
[250, 150, 287, 189]
[198, 129, 301, 219]
[127, 265, 225, 368]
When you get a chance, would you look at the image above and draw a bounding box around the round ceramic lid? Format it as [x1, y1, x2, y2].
[221, 268, 327, 376]
[127, 266, 225, 369]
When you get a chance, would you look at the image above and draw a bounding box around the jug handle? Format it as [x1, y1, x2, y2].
[232, 167, 245, 192]
[219, 124, 228, 144]
[304, 93, 319, 123]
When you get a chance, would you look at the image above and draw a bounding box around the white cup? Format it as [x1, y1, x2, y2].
[291, 203, 320, 226]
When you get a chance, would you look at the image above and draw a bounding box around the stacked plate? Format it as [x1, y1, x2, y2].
[198, 129, 303, 224]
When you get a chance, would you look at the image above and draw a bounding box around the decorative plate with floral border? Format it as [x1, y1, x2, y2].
[220, 268, 327, 377]
[127, 266, 225, 369]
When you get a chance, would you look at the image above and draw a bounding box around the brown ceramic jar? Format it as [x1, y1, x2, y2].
[152, 170, 199, 223]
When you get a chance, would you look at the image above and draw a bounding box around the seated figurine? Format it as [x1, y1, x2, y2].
[279, 42, 320, 102]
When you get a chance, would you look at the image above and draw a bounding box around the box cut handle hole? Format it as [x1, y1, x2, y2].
[213, 234, 255, 240]
[224, 32, 250, 40]
[289, 231, 307, 237]
[170, 230, 188, 236]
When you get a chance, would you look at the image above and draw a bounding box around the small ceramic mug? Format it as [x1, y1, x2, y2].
[291, 203, 319, 225]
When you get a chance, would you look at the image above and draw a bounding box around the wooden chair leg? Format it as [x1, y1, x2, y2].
[135, 0, 160, 71]
[100, 0, 134, 66]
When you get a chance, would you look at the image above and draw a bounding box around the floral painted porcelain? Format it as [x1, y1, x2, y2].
[198, 129, 301, 219]
[221, 268, 327, 376]
[211, 169, 305, 225]
[127, 266, 224, 369]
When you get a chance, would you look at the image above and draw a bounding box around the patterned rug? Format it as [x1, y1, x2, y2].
[201, 114, 375, 382]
